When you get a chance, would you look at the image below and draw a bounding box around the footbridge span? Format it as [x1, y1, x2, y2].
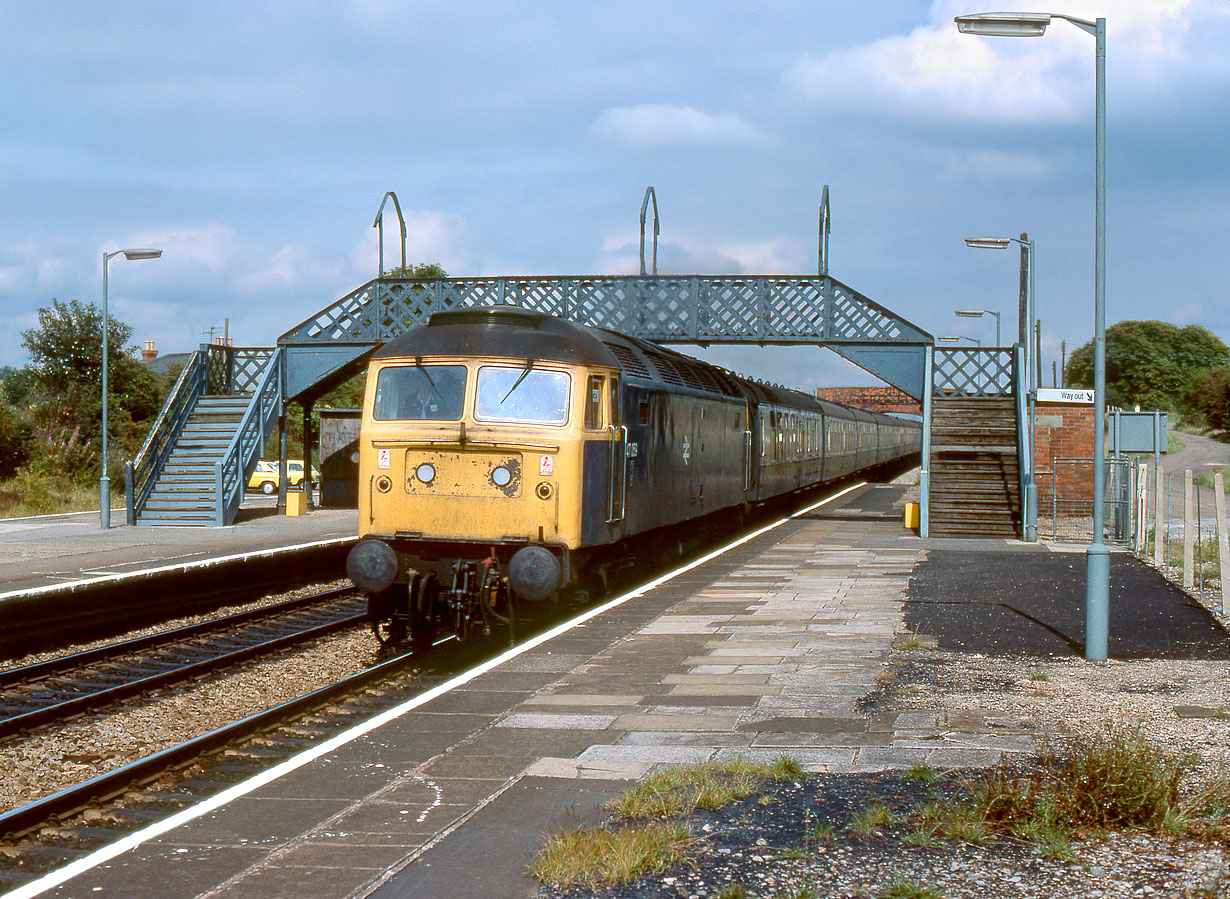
[124, 194, 1025, 539]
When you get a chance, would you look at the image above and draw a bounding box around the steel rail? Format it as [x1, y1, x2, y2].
[0, 648, 419, 840]
[0, 588, 363, 738]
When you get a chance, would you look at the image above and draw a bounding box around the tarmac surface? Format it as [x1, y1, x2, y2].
[3, 481, 1227, 899]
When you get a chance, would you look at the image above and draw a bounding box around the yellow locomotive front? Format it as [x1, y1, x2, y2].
[346, 307, 625, 645]
[361, 357, 582, 551]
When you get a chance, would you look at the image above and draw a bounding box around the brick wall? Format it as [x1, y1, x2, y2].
[1033, 402, 1095, 513]
[815, 386, 921, 416]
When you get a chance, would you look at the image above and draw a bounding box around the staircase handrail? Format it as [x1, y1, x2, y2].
[125, 348, 209, 525]
[214, 348, 285, 525]
[1014, 343, 1031, 540]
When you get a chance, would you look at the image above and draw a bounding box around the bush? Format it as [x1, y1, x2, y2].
[0, 403, 33, 480]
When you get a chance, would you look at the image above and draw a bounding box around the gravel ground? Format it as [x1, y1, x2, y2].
[535, 643, 1230, 899]
[0, 580, 384, 814]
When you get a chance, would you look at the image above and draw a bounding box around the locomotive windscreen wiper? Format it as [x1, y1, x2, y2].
[415, 360, 443, 401]
[500, 359, 536, 404]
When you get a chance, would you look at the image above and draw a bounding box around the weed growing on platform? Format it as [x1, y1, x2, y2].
[607, 756, 804, 819]
[880, 874, 946, 899]
[920, 728, 1230, 853]
[532, 756, 805, 888]
[527, 821, 694, 889]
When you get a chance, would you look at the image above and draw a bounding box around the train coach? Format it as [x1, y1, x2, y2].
[345, 305, 920, 645]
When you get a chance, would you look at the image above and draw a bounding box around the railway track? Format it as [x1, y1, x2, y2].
[0, 587, 367, 740]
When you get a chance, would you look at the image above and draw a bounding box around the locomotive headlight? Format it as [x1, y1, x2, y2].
[415, 463, 436, 484]
[375, 476, 392, 493]
[491, 466, 512, 488]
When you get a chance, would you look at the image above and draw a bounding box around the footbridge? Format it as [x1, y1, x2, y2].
[124, 190, 1028, 538]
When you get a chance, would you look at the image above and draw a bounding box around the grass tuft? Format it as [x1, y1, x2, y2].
[528, 821, 693, 888]
[607, 756, 804, 819]
[880, 874, 945, 898]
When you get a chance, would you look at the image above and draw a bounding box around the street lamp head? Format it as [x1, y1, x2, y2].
[121, 248, 162, 260]
[965, 237, 1011, 250]
[955, 309, 987, 318]
[955, 12, 1052, 37]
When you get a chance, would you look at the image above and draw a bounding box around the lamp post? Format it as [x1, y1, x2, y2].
[100, 248, 162, 529]
[954, 307, 1002, 346]
[956, 10, 1108, 661]
[964, 234, 1038, 542]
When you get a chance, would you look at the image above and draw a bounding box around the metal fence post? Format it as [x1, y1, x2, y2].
[1154, 462, 1164, 566]
[1184, 470, 1194, 590]
[1215, 472, 1229, 616]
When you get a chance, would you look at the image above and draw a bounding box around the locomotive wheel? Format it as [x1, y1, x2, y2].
[368, 584, 408, 648]
[410, 572, 439, 650]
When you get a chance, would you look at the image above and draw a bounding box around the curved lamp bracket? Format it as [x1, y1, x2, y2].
[373, 191, 407, 278]
[639, 186, 660, 276]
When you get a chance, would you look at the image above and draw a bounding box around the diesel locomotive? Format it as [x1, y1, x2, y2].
[345, 305, 920, 646]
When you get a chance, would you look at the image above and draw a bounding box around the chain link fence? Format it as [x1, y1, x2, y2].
[1038, 457, 1228, 615]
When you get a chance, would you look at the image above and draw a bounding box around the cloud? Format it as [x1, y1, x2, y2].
[596, 231, 803, 277]
[590, 104, 767, 149]
[785, 0, 1218, 125]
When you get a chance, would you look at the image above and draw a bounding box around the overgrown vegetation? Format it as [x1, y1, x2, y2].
[0, 300, 177, 516]
[532, 732, 1230, 894]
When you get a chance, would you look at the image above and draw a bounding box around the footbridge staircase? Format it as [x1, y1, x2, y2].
[126, 345, 283, 526]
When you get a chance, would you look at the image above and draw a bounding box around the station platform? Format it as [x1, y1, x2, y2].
[0, 499, 357, 600]
[11, 481, 1230, 899]
[0, 499, 359, 655]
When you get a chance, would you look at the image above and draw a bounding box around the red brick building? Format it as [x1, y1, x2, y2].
[814, 386, 921, 417]
[1031, 388, 1096, 513]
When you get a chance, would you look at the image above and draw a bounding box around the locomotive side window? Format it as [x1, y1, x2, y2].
[585, 375, 604, 429]
[373, 364, 467, 421]
[474, 365, 570, 425]
[609, 376, 621, 427]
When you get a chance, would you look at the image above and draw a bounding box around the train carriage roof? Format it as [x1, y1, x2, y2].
[374, 306, 620, 368]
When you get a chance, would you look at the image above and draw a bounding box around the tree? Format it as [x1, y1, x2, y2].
[383, 262, 447, 280]
[1064, 321, 1230, 413]
[19, 298, 163, 482]
[1185, 366, 1230, 432]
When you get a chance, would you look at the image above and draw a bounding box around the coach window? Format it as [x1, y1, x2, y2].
[585, 375, 604, 429]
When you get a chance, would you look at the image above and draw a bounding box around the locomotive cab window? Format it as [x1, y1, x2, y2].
[585, 375, 604, 429]
[373, 364, 467, 421]
[609, 375, 621, 427]
[474, 365, 570, 425]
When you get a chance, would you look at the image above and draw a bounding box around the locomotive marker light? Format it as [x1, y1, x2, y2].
[100, 247, 162, 529]
[963, 233, 1038, 542]
[956, 10, 1109, 660]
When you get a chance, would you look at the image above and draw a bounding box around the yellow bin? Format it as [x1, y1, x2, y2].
[903, 502, 920, 530]
[286, 492, 307, 516]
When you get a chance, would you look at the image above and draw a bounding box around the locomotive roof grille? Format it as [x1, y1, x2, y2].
[601, 342, 652, 379]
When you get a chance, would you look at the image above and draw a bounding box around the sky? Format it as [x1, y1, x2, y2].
[1, 0, 1228, 393]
